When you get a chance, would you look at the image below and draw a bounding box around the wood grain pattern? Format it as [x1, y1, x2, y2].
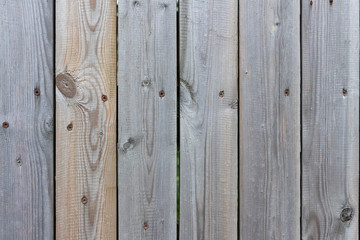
[179, 0, 238, 239]
[302, 0, 359, 239]
[56, 0, 117, 239]
[239, 0, 300, 239]
[117, 0, 177, 239]
[0, 0, 54, 239]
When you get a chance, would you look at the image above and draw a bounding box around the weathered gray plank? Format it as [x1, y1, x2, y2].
[179, 0, 238, 239]
[117, 0, 177, 239]
[56, 0, 117, 239]
[302, 0, 359, 239]
[239, 0, 300, 239]
[0, 0, 54, 239]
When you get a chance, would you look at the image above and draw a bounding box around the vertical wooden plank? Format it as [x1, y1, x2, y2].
[302, 0, 359, 238]
[179, 0, 238, 239]
[0, 1, 54, 239]
[239, 0, 300, 239]
[117, 0, 177, 239]
[56, 0, 117, 239]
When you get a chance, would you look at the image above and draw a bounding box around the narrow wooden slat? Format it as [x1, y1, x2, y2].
[239, 0, 300, 239]
[0, 1, 54, 239]
[56, 0, 117, 239]
[179, 0, 238, 239]
[302, 0, 359, 238]
[117, 0, 177, 239]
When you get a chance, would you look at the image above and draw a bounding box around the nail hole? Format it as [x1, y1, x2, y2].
[341, 207, 353, 222]
[67, 123, 73, 131]
[81, 196, 88, 205]
[2, 122, 9, 128]
[330, 0, 333, 5]
[102, 95, 108, 102]
[310, 0, 313, 5]
[219, 90, 225, 98]
[34, 88, 40, 96]
[342, 89, 347, 96]
[144, 223, 149, 230]
[284, 89, 290, 96]
[159, 90, 165, 98]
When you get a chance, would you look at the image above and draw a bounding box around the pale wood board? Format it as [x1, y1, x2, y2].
[117, 0, 177, 239]
[239, 0, 301, 239]
[179, 0, 238, 239]
[0, 1, 54, 239]
[55, 0, 117, 239]
[301, 0, 359, 238]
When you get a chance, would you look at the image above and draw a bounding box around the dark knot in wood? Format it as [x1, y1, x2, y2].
[56, 73, 77, 98]
[16, 157, 22, 166]
[133, 0, 140, 7]
[142, 78, 151, 87]
[219, 90, 225, 98]
[340, 207, 353, 222]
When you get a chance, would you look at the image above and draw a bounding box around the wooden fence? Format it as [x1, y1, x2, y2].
[0, 0, 358, 239]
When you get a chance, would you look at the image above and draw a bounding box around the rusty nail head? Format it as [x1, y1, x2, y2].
[284, 89, 290, 96]
[102, 95, 108, 102]
[2, 122, 9, 128]
[67, 123, 73, 131]
[159, 90, 165, 98]
[219, 90, 225, 98]
[34, 88, 40, 96]
[330, 0, 333, 4]
[144, 223, 149, 230]
[81, 196, 88, 205]
[343, 89, 347, 96]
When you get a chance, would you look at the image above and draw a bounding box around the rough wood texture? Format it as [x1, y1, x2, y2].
[0, 1, 54, 239]
[118, 0, 177, 239]
[239, 0, 300, 239]
[56, 0, 117, 239]
[302, 0, 359, 239]
[179, 0, 238, 239]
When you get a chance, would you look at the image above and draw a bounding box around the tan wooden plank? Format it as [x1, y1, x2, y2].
[55, 0, 117, 239]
